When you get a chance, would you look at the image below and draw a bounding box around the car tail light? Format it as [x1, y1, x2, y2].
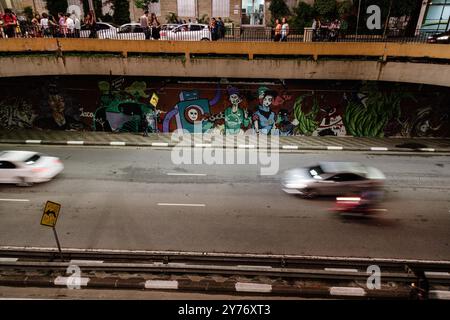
[53, 159, 61, 164]
[32, 167, 49, 173]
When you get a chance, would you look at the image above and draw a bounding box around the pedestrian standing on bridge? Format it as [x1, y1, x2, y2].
[65, 13, 75, 38]
[281, 17, 289, 42]
[150, 13, 161, 40]
[273, 19, 282, 42]
[140, 10, 150, 40]
[3, 9, 17, 38]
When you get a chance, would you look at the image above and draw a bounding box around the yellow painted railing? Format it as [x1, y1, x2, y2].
[0, 38, 449, 61]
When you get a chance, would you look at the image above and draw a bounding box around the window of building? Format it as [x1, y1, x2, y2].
[213, 0, 230, 18]
[177, 0, 196, 18]
[241, 0, 264, 25]
[422, 0, 450, 32]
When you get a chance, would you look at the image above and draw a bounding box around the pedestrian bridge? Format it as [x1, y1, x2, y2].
[1, 38, 450, 87]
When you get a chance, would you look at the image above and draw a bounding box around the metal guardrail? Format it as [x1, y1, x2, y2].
[1, 24, 446, 44]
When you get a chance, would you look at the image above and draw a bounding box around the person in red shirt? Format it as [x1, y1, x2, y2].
[3, 8, 17, 38]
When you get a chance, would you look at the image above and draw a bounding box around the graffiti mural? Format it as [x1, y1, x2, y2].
[0, 77, 448, 137]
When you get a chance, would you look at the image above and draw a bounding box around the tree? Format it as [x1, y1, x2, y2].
[135, 0, 159, 11]
[269, 0, 290, 26]
[46, 0, 68, 18]
[313, 0, 337, 21]
[112, 0, 131, 25]
[23, 6, 34, 20]
[83, 0, 103, 20]
[290, 2, 314, 32]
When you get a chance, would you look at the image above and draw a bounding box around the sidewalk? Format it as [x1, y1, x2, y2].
[1, 129, 450, 153]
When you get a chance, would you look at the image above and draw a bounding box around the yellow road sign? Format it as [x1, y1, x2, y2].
[41, 201, 61, 227]
[150, 92, 159, 107]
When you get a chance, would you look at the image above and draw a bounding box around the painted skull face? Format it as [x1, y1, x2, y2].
[229, 93, 242, 106]
[262, 95, 273, 108]
[188, 108, 199, 121]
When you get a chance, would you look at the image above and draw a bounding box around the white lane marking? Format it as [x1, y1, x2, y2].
[424, 271, 450, 277]
[428, 290, 450, 300]
[327, 146, 343, 150]
[110, 141, 126, 146]
[157, 203, 206, 207]
[25, 140, 42, 144]
[371, 147, 388, 151]
[330, 287, 366, 296]
[67, 141, 84, 145]
[69, 260, 104, 265]
[145, 280, 178, 290]
[166, 173, 207, 176]
[282, 188, 302, 194]
[0, 199, 30, 202]
[235, 282, 272, 293]
[152, 142, 169, 147]
[0, 258, 18, 262]
[419, 148, 435, 152]
[238, 144, 256, 149]
[194, 143, 212, 148]
[324, 268, 359, 273]
[282, 145, 299, 150]
[54, 276, 90, 287]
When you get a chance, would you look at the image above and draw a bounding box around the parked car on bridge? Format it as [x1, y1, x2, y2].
[427, 30, 450, 44]
[117, 22, 145, 40]
[0, 150, 64, 186]
[160, 23, 211, 41]
[80, 22, 119, 39]
[282, 162, 385, 198]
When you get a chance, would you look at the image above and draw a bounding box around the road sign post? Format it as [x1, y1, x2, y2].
[41, 201, 64, 261]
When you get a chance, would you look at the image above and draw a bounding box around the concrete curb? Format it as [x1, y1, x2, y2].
[0, 275, 417, 299]
[0, 139, 449, 153]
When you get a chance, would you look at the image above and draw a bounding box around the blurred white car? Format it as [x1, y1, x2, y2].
[0, 151, 64, 186]
[160, 23, 211, 41]
[80, 22, 118, 39]
[282, 162, 385, 198]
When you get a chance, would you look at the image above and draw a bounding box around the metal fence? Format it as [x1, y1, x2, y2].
[0, 23, 446, 44]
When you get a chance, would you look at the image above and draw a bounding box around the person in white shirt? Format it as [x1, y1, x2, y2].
[70, 11, 81, 38]
[65, 13, 75, 37]
[40, 12, 50, 37]
[281, 17, 289, 42]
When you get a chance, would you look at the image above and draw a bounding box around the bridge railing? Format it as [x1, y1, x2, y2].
[1, 24, 445, 44]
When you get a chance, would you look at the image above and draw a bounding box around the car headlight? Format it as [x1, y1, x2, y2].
[437, 35, 449, 40]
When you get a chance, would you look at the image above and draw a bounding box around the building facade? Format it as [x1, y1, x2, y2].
[417, 0, 450, 33]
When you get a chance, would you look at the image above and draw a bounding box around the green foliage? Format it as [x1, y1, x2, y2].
[166, 12, 179, 24]
[343, 83, 415, 137]
[294, 95, 319, 136]
[198, 14, 209, 24]
[45, 0, 68, 18]
[337, 0, 353, 18]
[135, 0, 159, 10]
[313, 0, 337, 21]
[112, 0, 131, 25]
[290, 1, 314, 32]
[269, 0, 291, 26]
[23, 6, 34, 21]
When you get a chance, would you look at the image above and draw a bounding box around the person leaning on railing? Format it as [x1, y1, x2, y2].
[280, 17, 289, 42]
[149, 13, 161, 40]
[273, 19, 282, 42]
[3, 8, 17, 38]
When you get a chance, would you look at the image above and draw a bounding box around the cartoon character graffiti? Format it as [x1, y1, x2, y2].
[277, 109, 297, 136]
[313, 106, 346, 136]
[163, 88, 222, 133]
[224, 87, 251, 135]
[253, 90, 279, 135]
[0, 97, 37, 129]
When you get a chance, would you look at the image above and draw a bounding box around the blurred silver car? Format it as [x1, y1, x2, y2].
[0, 150, 64, 186]
[282, 162, 385, 198]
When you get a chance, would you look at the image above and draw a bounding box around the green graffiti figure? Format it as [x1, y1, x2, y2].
[224, 87, 250, 135]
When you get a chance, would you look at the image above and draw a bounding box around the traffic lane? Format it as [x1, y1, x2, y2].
[0, 145, 449, 187]
[0, 180, 449, 260]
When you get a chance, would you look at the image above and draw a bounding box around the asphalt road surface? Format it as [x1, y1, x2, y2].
[0, 145, 449, 260]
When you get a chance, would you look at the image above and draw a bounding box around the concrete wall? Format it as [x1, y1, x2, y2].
[1, 55, 450, 88]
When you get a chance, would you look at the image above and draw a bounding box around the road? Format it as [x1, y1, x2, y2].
[0, 145, 449, 260]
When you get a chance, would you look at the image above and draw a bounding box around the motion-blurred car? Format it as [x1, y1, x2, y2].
[160, 23, 211, 41]
[80, 22, 119, 39]
[282, 162, 385, 198]
[117, 22, 145, 40]
[427, 30, 450, 44]
[0, 151, 64, 186]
